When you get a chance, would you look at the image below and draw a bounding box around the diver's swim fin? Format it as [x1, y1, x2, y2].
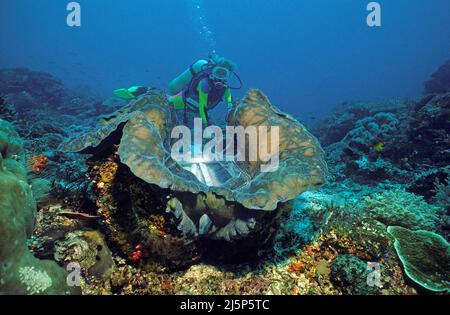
[114, 86, 149, 100]
[114, 88, 136, 100]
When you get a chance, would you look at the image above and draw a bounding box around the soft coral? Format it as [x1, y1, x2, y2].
[28, 154, 48, 173]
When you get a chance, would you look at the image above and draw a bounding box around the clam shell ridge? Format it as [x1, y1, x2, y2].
[60, 89, 328, 211]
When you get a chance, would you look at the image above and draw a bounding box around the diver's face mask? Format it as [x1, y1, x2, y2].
[210, 66, 231, 83]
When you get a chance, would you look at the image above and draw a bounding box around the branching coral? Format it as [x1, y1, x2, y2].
[432, 174, 450, 212]
[361, 189, 440, 231]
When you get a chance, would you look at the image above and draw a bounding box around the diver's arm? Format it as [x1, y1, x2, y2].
[224, 88, 233, 110]
[197, 85, 209, 125]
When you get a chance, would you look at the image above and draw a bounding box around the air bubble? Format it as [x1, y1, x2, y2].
[188, 0, 217, 52]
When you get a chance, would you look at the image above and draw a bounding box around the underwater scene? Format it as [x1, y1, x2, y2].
[0, 0, 449, 299]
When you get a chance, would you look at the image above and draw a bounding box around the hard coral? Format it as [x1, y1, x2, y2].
[432, 174, 450, 211]
[388, 226, 450, 293]
[343, 112, 400, 156]
[330, 254, 378, 295]
[408, 93, 450, 166]
[361, 189, 440, 231]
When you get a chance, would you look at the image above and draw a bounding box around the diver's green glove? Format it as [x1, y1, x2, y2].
[227, 102, 233, 111]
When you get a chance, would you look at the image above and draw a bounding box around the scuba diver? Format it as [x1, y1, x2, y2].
[168, 54, 242, 126]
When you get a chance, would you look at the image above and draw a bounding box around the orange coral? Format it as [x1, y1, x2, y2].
[290, 285, 299, 295]
[160, 280, 174, 294]
[304, 245, 320, 255]
[287, 261, 306, 275]
[152, 215, 168, 237]
[130, 243, 149, 262]
[28, 154, 48, 173]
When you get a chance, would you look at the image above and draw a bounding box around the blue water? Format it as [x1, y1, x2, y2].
[1, 0, 450, 119]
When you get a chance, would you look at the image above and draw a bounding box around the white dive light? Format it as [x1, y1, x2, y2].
[173, 143, 242, 187]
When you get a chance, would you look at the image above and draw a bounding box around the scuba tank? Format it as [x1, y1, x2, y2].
[169, 59, 209, 95]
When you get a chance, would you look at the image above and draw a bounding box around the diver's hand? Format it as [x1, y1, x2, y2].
[227, 102, 233, 111]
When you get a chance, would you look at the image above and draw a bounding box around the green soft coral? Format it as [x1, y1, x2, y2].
[388, 226, 450, 293]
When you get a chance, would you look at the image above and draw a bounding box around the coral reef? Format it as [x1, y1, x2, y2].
[1, 67, 449, 296]
[388, 226, 450, 293]
[30, 178, 52, 204]
[342, 112, 400, 157]
[312, 98, 409, 147]
[0, 119, 77, 295]
[360, 189, 440, 231]
[0, 68, 67, 110]
[0, 95, 17, 121]
[28, 154, 49, 173]
[407, 93, 450, 167]
[54, 230, 114, 279]
[313, 88, 450, 208]
[330, 255, 378, 295]
[433, 175, 450, 212]
[424, 60, 450, 94]
[59, 89, 327, 267]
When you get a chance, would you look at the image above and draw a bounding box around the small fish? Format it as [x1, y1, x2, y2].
[57, 211, 101, 221]
[374, 142, 385, 153]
